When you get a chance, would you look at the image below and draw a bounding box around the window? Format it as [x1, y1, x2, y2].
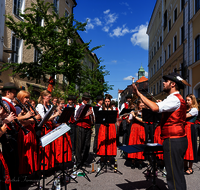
[157, 82, 159, 94]
[153, 64, 155, 74]
[164, 10, 167, 30]
[11, 35, 22, 63]
[181, 0, 185, 11]
[180, 26, 184, 44]
[174, 35, 177, 52]
[174, 8, 177, 22]
[152, 51, 153, 58]
[13, 0, 25, 17]
[164, 50, 166, 63]
[160, 56, 162, 67]
[159, 80, 162, 93]
[154, 47, 156, 55]
[157, 41, 159, 51]
[157, 60, 159, 71]
[151, 87, 152, 94]
[195, 35, 200, 62]
[151, 68, 153, 77]
[168, 44, 171, 58]
[153, 85, 155, 95]
[168, 19, 171, 31]
[54, 0, 59, 14]
[65, 10, 69, 17]
[160, 36, 162, 46]
[196, 0, 200, 13]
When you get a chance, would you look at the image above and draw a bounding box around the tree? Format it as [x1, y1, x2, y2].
[1, 0, 100, 85]
[79, 60, 113, 102]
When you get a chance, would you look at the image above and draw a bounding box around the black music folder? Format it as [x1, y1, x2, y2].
[93, 106, 100, 118]
[76, 104, 91, 119]
[57, 107, 75, 123]
[120, 108, 133, 116]
[96, 110, 118, 124]
[142, 108, 162, 123]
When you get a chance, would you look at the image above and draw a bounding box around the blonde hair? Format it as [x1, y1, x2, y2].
[38, 90, 51, 104]
[186, 94, 199, 111]
[16, 90, 30, 104]
[57, 97, 65, 104]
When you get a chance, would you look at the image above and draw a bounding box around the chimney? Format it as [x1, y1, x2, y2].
[132, 77, 134, 84]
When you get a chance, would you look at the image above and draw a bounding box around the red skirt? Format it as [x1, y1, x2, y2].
[17, 123, 38, 175]
[38, 121, 55, 170]
[54, 131, 72, 164]
[127, 122, 145, 159]
[96, 123, 117, 156]
[154, 125, 164, 160]
[184, 122, 194, 161]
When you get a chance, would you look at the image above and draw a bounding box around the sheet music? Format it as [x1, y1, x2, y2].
[40, 123, 71, 147]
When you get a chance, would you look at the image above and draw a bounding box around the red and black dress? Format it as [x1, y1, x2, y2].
[96, 107, 117, 156]
[127, 113, 145, 160]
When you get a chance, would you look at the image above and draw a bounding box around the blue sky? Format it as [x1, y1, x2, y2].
[74, 0, 157, 100]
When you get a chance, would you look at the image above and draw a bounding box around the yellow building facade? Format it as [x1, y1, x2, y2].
[0, 0, 77, 92]
[147, 0, 200, 100]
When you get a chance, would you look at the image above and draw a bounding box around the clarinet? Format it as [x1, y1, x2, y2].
[0, 97, 29, 135]
[15, 97, 40, 126]
[26, 101, 50, 130]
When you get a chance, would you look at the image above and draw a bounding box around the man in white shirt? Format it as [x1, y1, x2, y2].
[132, 72, 189, 190]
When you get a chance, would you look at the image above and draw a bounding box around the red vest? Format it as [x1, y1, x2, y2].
[122, 102, 129, 120]
[2, 98, 17, 115]
[65, 104, 76, 123]
[76, 103, 91, 128]
[160, 94, 186, 139]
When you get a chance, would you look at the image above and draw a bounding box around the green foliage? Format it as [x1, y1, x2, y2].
[1, 0, 97, 85]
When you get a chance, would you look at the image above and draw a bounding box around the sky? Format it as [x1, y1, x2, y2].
[73, 0, 157, 100]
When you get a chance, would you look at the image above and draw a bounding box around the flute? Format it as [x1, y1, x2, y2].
[119, 110, 142, 117]
[0, 97, 29, 135]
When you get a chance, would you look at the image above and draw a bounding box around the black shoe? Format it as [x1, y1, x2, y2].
[138, 164, 142, 170]
[83, 162, 91, 168]
[131, 163, 135, 169]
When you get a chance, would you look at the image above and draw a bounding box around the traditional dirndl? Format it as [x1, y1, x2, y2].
[96, 123, 117, 156]
[127, 122, 145, 159]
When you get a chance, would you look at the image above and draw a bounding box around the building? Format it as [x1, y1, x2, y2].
[0, 0, 99, 97]
[147, 0, 200, 100]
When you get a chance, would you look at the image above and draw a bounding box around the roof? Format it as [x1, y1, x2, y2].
[136, 76, 148, 83]
[138, 65, 145, 72]
[118, 90, 123, 93]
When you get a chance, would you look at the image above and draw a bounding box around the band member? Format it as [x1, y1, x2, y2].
[93, 95, 104, 153]
[96, 94, 117, 165]
[120, 94, 132, 146]
[127, 100, 145, 169]
[54, 98, 72, 164]
[51, 97, 58, 106]
[0, 106, 16, 190]
[15, 90, 39, 176]
[36, 90, 60, 170]
[75, 92, 93, 168]
[184, 94, 199, 175]
[132, 72, 189, 190]
[29, 99, 36, 109]
[65, 95, 77, 159]
[0, 82, 20, 190]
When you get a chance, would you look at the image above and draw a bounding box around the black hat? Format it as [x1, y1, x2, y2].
[111, 100, 116, 105]
[163, 72, 189, 89]
[126, 94, 132, 99]
[0, 82, 19, 91]
[96, 95, 104, 101]
[82, 92, 91, 99]
[67, 95, 77, 100]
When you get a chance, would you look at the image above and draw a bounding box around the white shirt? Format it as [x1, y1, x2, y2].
[156, 92, 181, 113]
[188, 107, 198, 116]
[36, 103, 53, 119]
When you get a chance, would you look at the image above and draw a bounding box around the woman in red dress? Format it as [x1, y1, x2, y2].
[15, 90, 40, 176]
[127, 100, 145, 169]
[184, 94, 198, 175]
[36, 90, 60, 171]
[54, 98, 72, 164]
[96, 94, 117, 165]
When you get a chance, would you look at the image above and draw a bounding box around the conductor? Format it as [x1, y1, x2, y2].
[132, 72, 189, 190]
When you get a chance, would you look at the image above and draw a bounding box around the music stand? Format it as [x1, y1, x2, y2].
[118, 144, 163, 190]
[46, 107, 78, 190]
[119, 108, 133, 116]
[95, 110, 123, 177]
